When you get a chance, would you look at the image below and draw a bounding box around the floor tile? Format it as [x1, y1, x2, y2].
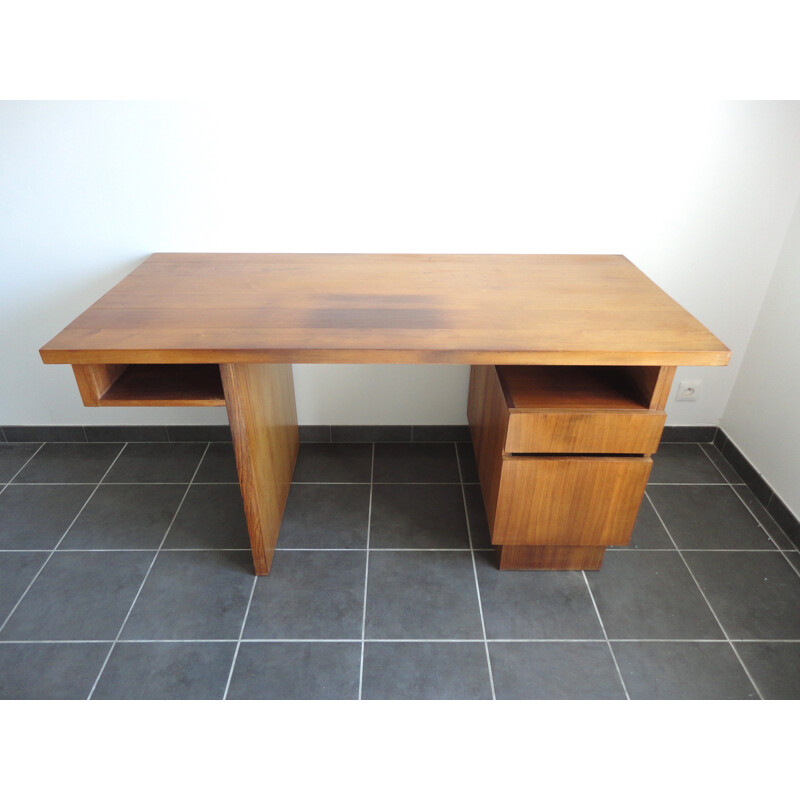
[167, 425, 231, 442]
[463, 484, 492, 548]
[361, 642, 492, 699]
[298, 425, 331, 443]
[730, 485, 796, 549]
[194, 443, 239, 483]
[370, 484, 469, 548]
[227, 642, 361, 699]
[373, 443, 460, 483]
[243, 551, 366, 639]
[412, 425, 471, 443]
[92, 642, 237, 699]
[0, 551, 153, 641]
[0, 444, 40, 482]
[660, 426, 716, 443]
[719, 440, 771, 503]
[14, 443, 122, 483]
[490, 642, 626, 699]
[0, 552, 48, 621]
[0, 484, 94, 549]
[456, 443, 479, 483]
[585, 551, 723, 639]
[331, 425, 411, 443]
[765, 494, 800, 547]
[611, 494, 674, 549]
[736, 642, 800, 700]
[60, 484, 186, 549]
[365, 551, 483, 639]
[475, 551, 603, 639]
[120, 550, 253, 640]
[3, 426, 86, 443]
[683, 552, 800, 639]
[649, 444, 726, 484]
[292, 443, 372, 483]
[85, 425, 169, 443]
[103, 443, 206, 483]
[0, 643, 109, 699]
[699, 444, 743, 483]
[278, 483, 370, 548]
[647, 485, 776, 550]
[163, 484, 249, 549]
[613, 642, 757, 699]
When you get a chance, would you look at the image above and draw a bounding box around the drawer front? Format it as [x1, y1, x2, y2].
[505, 410, 665, 454]
[491, 456, 652, 546]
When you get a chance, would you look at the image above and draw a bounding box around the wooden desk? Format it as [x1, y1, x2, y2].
[40, 254, 729, 574]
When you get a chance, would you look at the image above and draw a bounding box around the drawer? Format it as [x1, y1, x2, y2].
[505, 410, 665, 454]
[490, 455, 652, 547]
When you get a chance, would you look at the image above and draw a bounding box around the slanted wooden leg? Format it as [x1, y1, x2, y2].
[495, 544, 606, 570]
[220, 364, 298, 575]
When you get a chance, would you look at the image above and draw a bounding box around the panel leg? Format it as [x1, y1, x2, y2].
[220, 364, 298, 575]
[495, 544, 606, 570]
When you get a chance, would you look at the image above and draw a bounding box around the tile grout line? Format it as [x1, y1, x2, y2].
[0, 443, 128, 636]
[4, 637, 799, 645]
[456, 442, 496, 700]
[581, 571, 631, 700]
[645, 488, 765, 700]
[223, 575, 258, 700]
[0, 443, 46, 499]
[85, 443, 212, 700]
[0, 545, 789, 554]
[728, 487, 800, 579]
[700, 443, 800, 565]
[357, 443, 375, 701]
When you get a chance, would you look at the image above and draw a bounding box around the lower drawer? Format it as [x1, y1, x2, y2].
[490, 455, 652, 547]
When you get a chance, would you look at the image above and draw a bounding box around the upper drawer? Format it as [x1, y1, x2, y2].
[496, 365, 669, 454]
[505, 410, 665, 454]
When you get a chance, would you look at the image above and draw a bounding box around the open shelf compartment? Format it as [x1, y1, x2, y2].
[496, 365, 667, 411]
[72, 363, 226, 407]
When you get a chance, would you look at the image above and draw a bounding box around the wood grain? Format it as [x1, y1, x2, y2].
[467, 365, 509, 531]
[492, 456, 652, 546]
[498, 365, 649, 410]
[495, 544, 606, 570]
[505, 410, 665, 454]
[220, 363, 298, 575]
[72, 364, 125, 406]
[40, 254, 730, 366]
[94, 364, 225, 406]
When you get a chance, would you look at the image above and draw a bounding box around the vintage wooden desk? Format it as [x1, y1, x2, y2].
[40, 254, 729, 574]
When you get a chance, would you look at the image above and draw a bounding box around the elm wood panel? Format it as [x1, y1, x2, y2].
[93, 364, 225, 406]
[491, 456, 653, 547]
[505, 410, 666, 455]
[220, 363, 298, 575]
[495, 544, 606, 571]
[72, 364, 125, 406]
[40, 254, 730, 366]
[467, 365, 509, 532]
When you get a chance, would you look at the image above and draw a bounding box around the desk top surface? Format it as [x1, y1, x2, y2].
[40, 253, 730, 366]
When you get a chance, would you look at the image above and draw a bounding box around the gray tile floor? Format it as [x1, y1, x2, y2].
[0, 439, 798, 700]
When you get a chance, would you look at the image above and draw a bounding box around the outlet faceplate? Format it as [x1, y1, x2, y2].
[676, 380, 701, 401]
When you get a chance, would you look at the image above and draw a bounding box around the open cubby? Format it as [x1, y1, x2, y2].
[73, 363, 225, 407]
[496, 365, 663, 411]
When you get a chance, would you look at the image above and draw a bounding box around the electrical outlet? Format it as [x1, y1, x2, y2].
[676, 380, 701, 401]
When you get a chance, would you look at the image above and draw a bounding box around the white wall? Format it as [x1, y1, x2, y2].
[722, 192, 800, 517]
[2, 101, 800, 426]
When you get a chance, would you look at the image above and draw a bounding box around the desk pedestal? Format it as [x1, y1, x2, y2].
[468, 364, 674, 570]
